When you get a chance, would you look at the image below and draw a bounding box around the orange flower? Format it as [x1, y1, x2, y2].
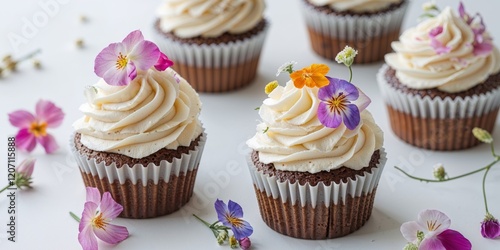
[290, 64, 330, 88]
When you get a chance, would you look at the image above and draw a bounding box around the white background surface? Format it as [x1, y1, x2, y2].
[0, 0, 499, 249]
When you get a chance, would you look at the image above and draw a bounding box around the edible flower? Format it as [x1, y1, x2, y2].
[265, 80, 279, 94]
[94, 30, 173, 86]
[194, 199, 253, 249]
[429, 26, 451, 55]
[8, 100, 64, 154]
[396, 127, 500, 241]
[290, 63, 329, 88]
[0, 157, 36, 193]
[76, 187, 129, 250]
[317, 77, 370, 130]
[401, 209, 471, 250]
[458, 2, 492, 56]
[276, 61, 297, 76]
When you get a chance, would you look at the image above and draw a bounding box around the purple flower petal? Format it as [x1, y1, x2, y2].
[128, 40, 160, 71]
[400, 221, 421, 243]
[79, 201, 98, 232]
[100, 192, 124, 220]
[353, 87, 371, 112]
[101, 60, 135, 86]
[94, 42, 125, 79]
[214, 199, 229, 225]
[481, 218, 500, 239]
[35, 100, 64, 128]
[121, 30, 145, 52]
[93, 224, 129, 245]
[154, 52, 173, 71]
[458, 2, 466, 20]
[429, 26, 444, 38]
[473, 41, 493, 56]
[430, 38, 451, 55]
[78, 223, 98, 250]
[420, 237, 446, 250]
[8, 110, 35, 128]
[85, 187, 101, 205]
[15, 128, 36, 152]
[228, 200, 244, 218]
[437, 229, 472, 250]
[317, 102, 342, 128]
[318, 77, 339, 101]
[231, 220, 253, 240]
[417, 209, 451, 236]
[336, 79, 359, 102]
[239, 237, 251, 250]
[37, 133, 59, 154]
[342, 104, 361, 130]
[16, 158, 35, 178]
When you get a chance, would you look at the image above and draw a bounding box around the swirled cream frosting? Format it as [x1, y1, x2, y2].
[385, 7, 500, 93]
[308, 0, 401, 13]
[73, 68, 203, 159]
[246, 81, 383, 173]
[157, 0, 265, 38]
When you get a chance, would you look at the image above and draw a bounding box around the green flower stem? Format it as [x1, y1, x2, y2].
[193, 214, 212, 227]
[348, 66, 353, 82]
[17, 48, 42, 62]
[482, 164, 493, 214]
[69, 212, 81, 223]
[0, 184, 13, 193]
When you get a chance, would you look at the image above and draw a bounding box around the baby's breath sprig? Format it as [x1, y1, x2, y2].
[420, 1, 440, 20]
[0, 49, 42, 78]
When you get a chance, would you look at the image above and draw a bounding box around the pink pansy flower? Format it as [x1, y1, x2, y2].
[94, 30, 173, 86]
[78, 187, 128, 250]
[8, 100, 64, 154]
[429, 26, 451, 55]
[401, 209, 471, 250]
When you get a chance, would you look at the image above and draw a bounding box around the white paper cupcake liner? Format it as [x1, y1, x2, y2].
[247, 148, 386, 208]
[70, 132, 206, 186]
[154, 23, 269, 68]
[301, 0, 408, 39]
[377, 64, 500, 119]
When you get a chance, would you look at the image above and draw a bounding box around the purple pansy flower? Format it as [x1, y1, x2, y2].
[214, 199, 253, 240]
[8, 100, 64, 154]
[317, 77, 370, 130]
[94, 30, 173, 86]
[429, 25, 451, 55]
[458, 2, 493, 56]
[78, 187, 129, 250]
[481, 213, 500, 239]
[401, 209, 472, 250]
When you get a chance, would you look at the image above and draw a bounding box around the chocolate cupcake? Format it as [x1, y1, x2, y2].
[301, 0, 408, 64]
[378, 3, 500, 150]
[71, 30, 206, 218]
[154, 0, 269, 92]
[246, 60, 385, 239]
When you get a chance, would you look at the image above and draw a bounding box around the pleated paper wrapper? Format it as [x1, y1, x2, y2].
[70, 132, 206, 218]
[301, 0, 408, 63]
[378, 64, 500, 150]
[154, 22, 269, 92]
[247, 149, 387, 239]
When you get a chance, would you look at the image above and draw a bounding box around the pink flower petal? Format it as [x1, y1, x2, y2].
[78, 223, 98, 250]
[35, 100, 64, 128]
[100, 192, 123, 220]
[15, 128, 36, 152]
[16, 157, 35, 178]
[353, 87, 371, 113]
[94, 42, 126, 79]
[8, 110, 35, 128]
[85, 187, 101, 205]
[121, 30, 145, 52]
[154, 52, 173, 71]
[430, 38, 451, 55]
[37, 133, 59, 154]
[437, 229, 472, 250]
[420, 237, 446, 250]
[79, 201, 98, 232]
[417, 209, 451, 236]
[481, 218, 500, 238]
[102, 60, 135, 86]
[128, 40, 160, 71]
[401, 221, 421, 243]
[93, 224, 129, 245]
[473, 41, 493, 56]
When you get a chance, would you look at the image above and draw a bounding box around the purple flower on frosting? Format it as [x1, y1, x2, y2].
[317, 77, 370, 130]
[481, 213, 500, 239]
[401, 209, 472, 250]
[94, 30, 173, 86]
[458, 2, 493, 56]
[429, 25, 451, 55]
[214, 199, 253, 240]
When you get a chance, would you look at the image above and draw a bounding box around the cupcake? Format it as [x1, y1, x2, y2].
[246, 50, 385, 239]
[378, 3, 500, 150]
[154, 0, 269, 92]
[301, 0, 408, 64]
[71, 30, 206, 218]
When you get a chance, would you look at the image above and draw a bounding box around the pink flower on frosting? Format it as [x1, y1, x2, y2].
[8, 100, 64, 154]
[94, 30, 173, 86]
[458, 2, 493, 56]
[429, 25, 451, 55]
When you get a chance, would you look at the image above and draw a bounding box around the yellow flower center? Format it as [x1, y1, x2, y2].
[91, 213, 107, 230]
[426, 220, 441, 232]
[327, 93, 347, 114]
[115, 53, 128, 70]
[29, 121, 47, 137]
[226, 215, 243, 228]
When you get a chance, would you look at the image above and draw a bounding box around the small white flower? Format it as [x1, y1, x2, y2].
[433, 163, 447, 181]
[335, 46, 358, 67]
[276, 61, 297, 76]
[422, 1, 437, 12]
